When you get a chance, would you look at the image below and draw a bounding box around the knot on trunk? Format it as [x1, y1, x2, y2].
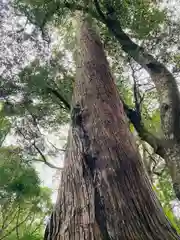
[162, 103, 169, 112]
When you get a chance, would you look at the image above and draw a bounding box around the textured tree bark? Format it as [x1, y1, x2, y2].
[44, 16, 180, 240]
[93, 1, 180, 200]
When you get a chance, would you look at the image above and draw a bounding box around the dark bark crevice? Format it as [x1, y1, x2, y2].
[71, 103, 97, 178]
[71, 103, 111, 239]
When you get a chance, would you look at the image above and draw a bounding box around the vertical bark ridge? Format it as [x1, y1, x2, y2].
[45, 15, 180, 240]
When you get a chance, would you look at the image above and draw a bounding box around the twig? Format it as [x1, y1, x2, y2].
[32, 141, 63, 170]
[17, 127, 63, 170]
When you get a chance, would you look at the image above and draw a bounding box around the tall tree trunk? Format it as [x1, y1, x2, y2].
[44, 15, 180, 240]
[93, 1, 180, 200]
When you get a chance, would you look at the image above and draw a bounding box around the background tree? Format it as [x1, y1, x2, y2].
[0, 145, 52, 240]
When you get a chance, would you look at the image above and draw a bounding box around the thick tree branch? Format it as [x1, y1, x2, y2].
[122, 100, 165, 157]
[46, 87, 71, 110]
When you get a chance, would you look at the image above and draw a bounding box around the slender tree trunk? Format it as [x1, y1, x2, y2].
[45, 15, 180, 240]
